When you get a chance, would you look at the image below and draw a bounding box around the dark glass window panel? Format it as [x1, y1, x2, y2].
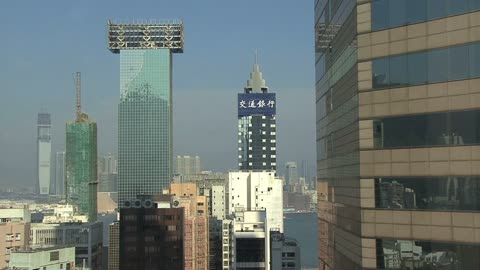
[372, 58, 390, 88]
[375, 177, 480, 211]
[427, 0, 448, 20]
[377, 239, 480, 269]
[381, 116, 414, 148]
[316, 54, 326, 83]
[471, 0, 480, 10]
[389, 54, 408, 87]
[407, 0, 427, 24]
[388, 0, 407, 28]
[427, 48, 448, 83]
[470, 43, 480, 78]
[407, 52, 427, 85]
[449, 0, 469, 15]
[424, 112, 448, 146]
[450, 110, 480, 145]
[371, 0, 389, 31]
[449, 44, 470, 81]
[374, 110, 480, 149]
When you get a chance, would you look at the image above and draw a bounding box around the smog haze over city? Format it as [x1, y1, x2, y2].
[0, 0, 315, 188]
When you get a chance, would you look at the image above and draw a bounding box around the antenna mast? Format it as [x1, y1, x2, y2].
[75, 72, 81, 121]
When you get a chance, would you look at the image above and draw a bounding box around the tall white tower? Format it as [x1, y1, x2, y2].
[37, 112, 52, 195]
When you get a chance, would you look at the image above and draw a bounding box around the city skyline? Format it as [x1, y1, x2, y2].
[0, 0, 315, 188]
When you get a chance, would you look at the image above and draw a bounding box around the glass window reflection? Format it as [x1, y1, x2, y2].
[427, 49, 448, 83]
[375, 177, 480, 211]
[372, 0, 480, 31]
[371, 42, 480, 90]
[449, 45, 470, 81]
[377, 239, 480, 270]
[374, 110, 480, 148]
[406, 0, 426, 24]
[407, 52, 427, 85]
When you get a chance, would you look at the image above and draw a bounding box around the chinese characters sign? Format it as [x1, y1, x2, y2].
[238, 93, 276, 117]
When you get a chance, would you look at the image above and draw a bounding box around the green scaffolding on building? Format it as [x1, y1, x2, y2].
[65, 117, 98, 221]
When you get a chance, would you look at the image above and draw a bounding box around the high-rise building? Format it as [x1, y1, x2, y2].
[228, 171, 283, 232]
[285, 161, 298, 186]
[55, 151, 66, 197]
[238, 58, 277, 171]
[315, 1, 480, 269]
[37, 112, 52, 195]
[65, 72, 98, 221]
[270, 231, 301, 270]
[108, 20, 184, 207]
[108, 222, 119, 270]
[119, 197, 184, 270]
[170, 183, 209, 270]
[101, 153, 117, 174]
[175, 155, 201, 175]
[222, 210, 272, 270]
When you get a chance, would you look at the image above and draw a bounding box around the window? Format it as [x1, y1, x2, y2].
[406, 0, 426, 24]
[371, 0, 388, 30]
[372, 0, 480, 31]
[377, 239, 480, 269]
[5, 234, 13, 242]
[372, 42, 480, 90]
[449, 44, 469, 81]
[389, 54, 407, 87]
[427, 49, 448, 83]
[50, 251, 59, 261]
[374, 110, 480, 149]
[407, 51, 427, 85]
[372, 58, 389, 88]
[376, 177, 480, 211]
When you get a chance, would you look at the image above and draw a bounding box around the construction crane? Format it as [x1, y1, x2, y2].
[75, 72, 81, 121]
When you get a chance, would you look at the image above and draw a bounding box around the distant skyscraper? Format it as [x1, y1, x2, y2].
[238, 57, 277, 171]
[55, 151, 66, 197]
[65, 72, 98, 221]
[285, 162, 298, 186]
[36, 112, 52, 195]
[175, 155, 201, 175]
[101, 153, 117, 174]
[108, 20, 184, 207]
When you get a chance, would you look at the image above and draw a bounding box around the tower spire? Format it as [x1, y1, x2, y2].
[245, 51, 268, 93]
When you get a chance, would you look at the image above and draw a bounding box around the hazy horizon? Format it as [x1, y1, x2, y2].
[0, 0, 315, 188]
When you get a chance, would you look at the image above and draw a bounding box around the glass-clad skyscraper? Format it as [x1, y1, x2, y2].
[315, 1, 480, 269]
[108, 20, 184, 207]
[37, 112, 52, 195]
[238, 61, 277, 171]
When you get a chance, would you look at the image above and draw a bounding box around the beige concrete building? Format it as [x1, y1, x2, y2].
[315, 1, 480, 269]
[170, 183, 209, 270]
[0, 207, 30, 269]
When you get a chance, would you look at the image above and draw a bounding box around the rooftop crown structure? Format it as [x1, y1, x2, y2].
[108, 19, 184, 53]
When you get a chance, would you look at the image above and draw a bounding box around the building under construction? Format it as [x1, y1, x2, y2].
[65, 72, 98, 221]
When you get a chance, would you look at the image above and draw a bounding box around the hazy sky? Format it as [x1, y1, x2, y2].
[0, 0, 315, 188]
